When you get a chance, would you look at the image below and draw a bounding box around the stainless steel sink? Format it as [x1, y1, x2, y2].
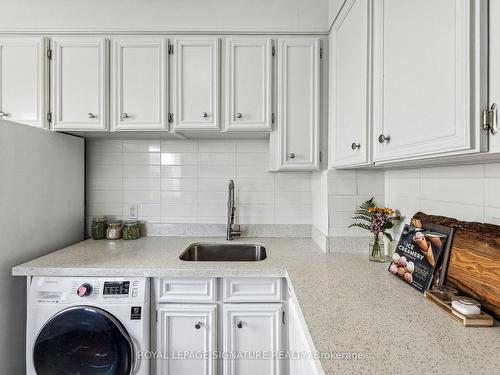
[179, 243, 267, 262]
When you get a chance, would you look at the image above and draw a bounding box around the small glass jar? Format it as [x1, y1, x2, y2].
[106, 221, 122, 240]
[122, 221, 141, 240]
[91, 216, 107, 240]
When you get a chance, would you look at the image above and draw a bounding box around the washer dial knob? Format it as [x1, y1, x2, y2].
[77, 283, 93, 297]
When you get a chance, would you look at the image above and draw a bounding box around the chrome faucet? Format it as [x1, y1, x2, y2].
[226, 179, 241, 241]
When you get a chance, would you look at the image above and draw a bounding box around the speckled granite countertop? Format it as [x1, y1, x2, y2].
[13, 237, 500, 374]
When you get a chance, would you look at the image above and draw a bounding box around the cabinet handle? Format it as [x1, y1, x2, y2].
[194, 321, 202, 330]
[351, 143, 361, 150]
[121, 113, 129, 120]
[202, 112, 208, 118]
[0, 111, 8, 118]
[88, 113, 97, 119]
[288, 153, 296, 159]
[236, 113, 242, 119]
[237, 320, 243, 329]
[378, 134, 390, 143]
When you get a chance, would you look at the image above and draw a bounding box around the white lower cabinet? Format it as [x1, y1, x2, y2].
[154, 277, 285, 375]
[156, 304, 217, 375]
[223, 303, 283, 375]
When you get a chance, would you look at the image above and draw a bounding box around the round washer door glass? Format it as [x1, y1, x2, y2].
[34, 306, 133, 375]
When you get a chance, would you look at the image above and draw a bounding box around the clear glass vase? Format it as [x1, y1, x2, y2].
[369, 233, 389, 262]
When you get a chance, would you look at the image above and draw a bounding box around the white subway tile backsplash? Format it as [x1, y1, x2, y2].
[277, 191, 312, 205]
[357, 177, 384, 195]
[237, 178, 274, 192]
[123, 178, 160, 191]
[485, 163, 500, 177]
[199, 152, 236, 166]
[198, 191, 227, 204]
[236, 139, 268, 153]
[161, 190, 198, 204]
[87, 178, 123, 191]
[485, 179, 500, 208]
[123, 140, 160, 153]
[485, 207, 500, 225]
[238, 191, 275, 205]
[161, 152, 198, 165]
[199, 140, 237, 153]
[161, 140, 198, 152]
[237, 152, 268, 166]
[124, 165, 160, 178]
[91, 165, 123, 178]
[87, 139, 311, 225]
[88, 152, 123, 165]
[420, 178, 483, 206]
[124, 190, 161, 204]
[276, 178, 310, 192]
[199, 165, 237, 178]
[161, 166, 198, 178]
[328, 178, 356, 195]
[420, 164, 484, 179]
[124, 153, 160, 165]
[87, 139, 123, 153]
[329, 195, 357, 212]
[237, 165, 271, 179]
[161, 178, 198, 191]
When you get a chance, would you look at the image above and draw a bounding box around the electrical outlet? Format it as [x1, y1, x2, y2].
[127, 204, 138, 219]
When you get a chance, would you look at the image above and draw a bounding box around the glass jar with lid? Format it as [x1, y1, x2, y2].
[106, 221, 122, 240]
[91, 216, 107, 240]
[122, 221, 141, 240]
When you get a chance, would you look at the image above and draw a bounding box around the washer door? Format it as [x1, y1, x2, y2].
[34, 306, 133, 375]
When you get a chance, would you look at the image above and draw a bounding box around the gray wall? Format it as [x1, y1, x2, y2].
[0, 120, 84, 373]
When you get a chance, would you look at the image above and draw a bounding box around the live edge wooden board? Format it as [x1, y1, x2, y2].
[413, 212, 500, 319]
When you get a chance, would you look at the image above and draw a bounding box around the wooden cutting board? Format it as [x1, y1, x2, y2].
[413, 212, 500, 318]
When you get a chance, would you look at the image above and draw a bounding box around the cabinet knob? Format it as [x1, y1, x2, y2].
[88, 112, 97, 119]
[0, 111, 8, 118]
[194, 321, 202, 330]
[378, 134, 391, 143]
[237, 320, 243, 329]
[121, 113, 129, 120]
[236, 113, 242, 119]
[288, 153, 296, 159]
[202, 112, 208, 118]
[351, 143, 361, 150]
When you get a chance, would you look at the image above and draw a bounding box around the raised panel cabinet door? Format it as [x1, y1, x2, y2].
[156, 304, 217, 375]
[52, 37, 108, 131]
[489, 0, 500, 153]
[372, 0, 487, 163]
[223, 303, 283, 375]
[225, 38, 272, 131]
[173, 38, 219, 131]
[0, 37, 47, 128]
[276, 38, 320, 170]
[112, 38, 168, 131]
[330, 0, 372, 168]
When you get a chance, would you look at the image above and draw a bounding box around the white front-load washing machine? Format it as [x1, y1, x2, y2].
[27, 276, 150, 375]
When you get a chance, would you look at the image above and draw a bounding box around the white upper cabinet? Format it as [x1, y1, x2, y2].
[225, 38, 272, 131]
[489, 0, 500, 153]
[156, 304, 217, 375]
[223, 303, 283, 375]
[270, 38, 320, 171]
[172, 38, 220, 131]
[0, 37, 47, 128]
[112, 38, 168, 131]
[51, 37, 108, 131]
[329, 0, 372, 168]
[372, 0, 487, 163]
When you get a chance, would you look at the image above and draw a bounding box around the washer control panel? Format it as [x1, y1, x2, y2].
[103, 281, 130, 296]
[31, 277, 148, 305]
